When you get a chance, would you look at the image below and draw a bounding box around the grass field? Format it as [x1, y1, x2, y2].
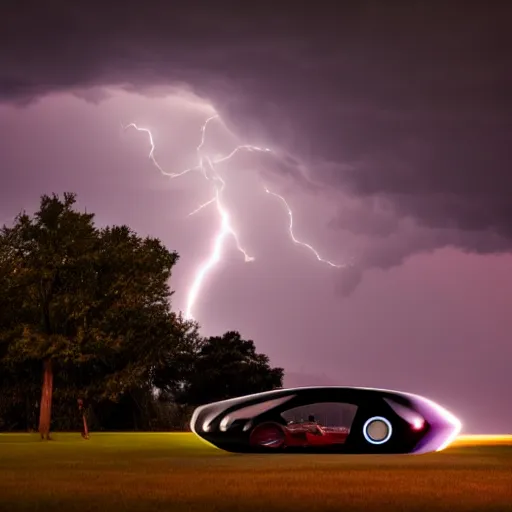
[0, 433, 511, 512]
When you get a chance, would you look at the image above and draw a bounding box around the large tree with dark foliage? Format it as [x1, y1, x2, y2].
[0, 193, 191, 438]
[0, 193, 284, 435]
[165, 331, 284, 406]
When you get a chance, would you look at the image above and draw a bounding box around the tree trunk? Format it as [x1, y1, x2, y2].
[82, 411, 90, 439]
[38, 359, 54, 440]
[26, 397, 30, 432]
[78, 399, 89, 439]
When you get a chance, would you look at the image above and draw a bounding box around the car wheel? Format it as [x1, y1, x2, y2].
[249, 422, 286, 449]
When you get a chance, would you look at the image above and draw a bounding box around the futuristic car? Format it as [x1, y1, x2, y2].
[190, 386, 462, 454]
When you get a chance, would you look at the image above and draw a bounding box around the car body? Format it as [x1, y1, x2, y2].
[190, 386, 462, 454]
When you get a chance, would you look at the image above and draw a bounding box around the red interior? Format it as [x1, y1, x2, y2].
[285, 423, 349, 446]
[250, 422, 350, 448]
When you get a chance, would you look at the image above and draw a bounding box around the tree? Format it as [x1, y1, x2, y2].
[169, 331, 284, 406]
[0, 193, 184, 439]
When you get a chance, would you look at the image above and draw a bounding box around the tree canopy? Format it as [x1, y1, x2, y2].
[0, 193, 283, 436]
[169, 331, 284, 405]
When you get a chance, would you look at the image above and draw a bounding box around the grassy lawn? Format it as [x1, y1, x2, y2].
[0, 433, 511, 512]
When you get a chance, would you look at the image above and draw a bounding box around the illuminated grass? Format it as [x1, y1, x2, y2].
[0, 433, 511, 511]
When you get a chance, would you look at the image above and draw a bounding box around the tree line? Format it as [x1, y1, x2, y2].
[0, 193, 283, 438]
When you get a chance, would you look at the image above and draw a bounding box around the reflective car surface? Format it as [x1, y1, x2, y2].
[190, 386, 462, 454]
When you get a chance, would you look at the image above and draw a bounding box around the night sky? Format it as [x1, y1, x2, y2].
[1, 1, 511, 433]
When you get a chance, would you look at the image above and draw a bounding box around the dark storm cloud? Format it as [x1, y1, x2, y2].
[328, 197, 399, 237]
[2, 0, 512, 288]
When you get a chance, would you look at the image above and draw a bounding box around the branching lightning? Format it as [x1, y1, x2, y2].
[264, 187, 344, 268]
[187, 197, 215, 217]
[124, 114, 345, 320]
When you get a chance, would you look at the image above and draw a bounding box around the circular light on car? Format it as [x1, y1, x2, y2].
[363, 416, 392, 444]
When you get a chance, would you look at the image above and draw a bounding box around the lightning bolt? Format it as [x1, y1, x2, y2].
[187, 197, 215, 217]
[124, 114, 345, 320]
[264, 187, 344, 268]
